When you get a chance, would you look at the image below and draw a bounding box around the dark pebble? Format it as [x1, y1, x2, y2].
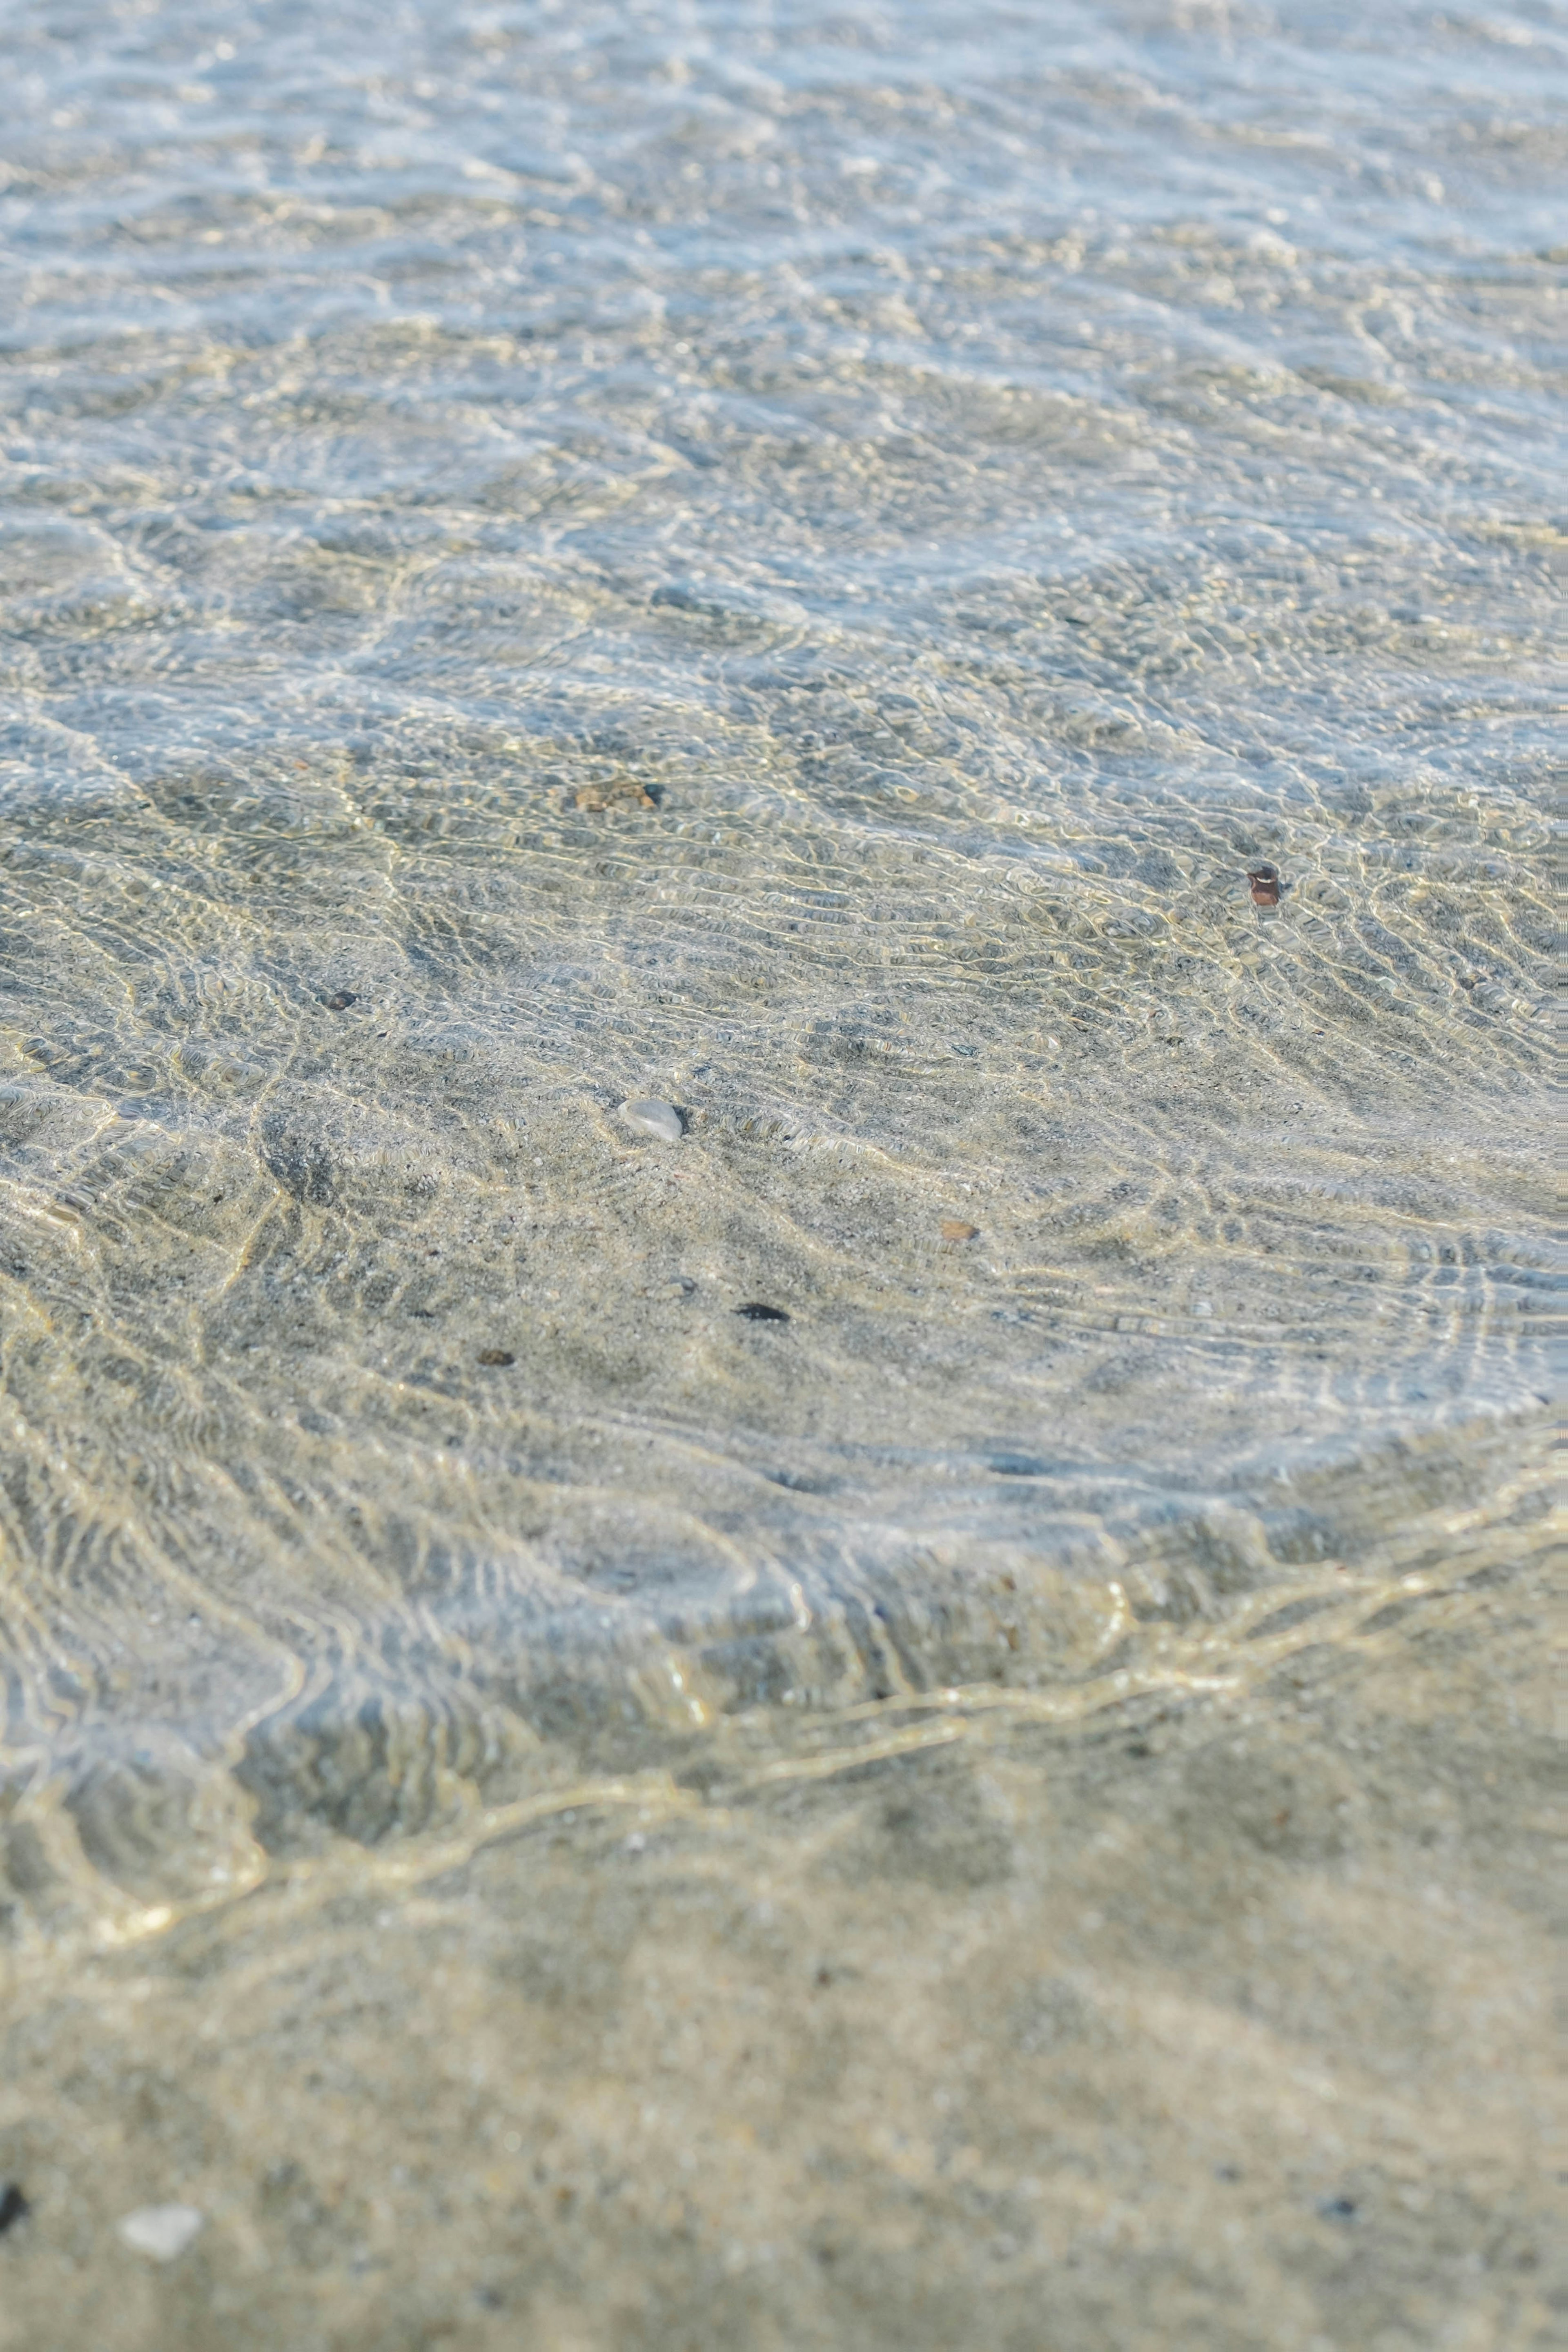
[477, 1348, 515, 1368]
[1247, 863, 1281, 908]
[322, 990, 358, 1011]
[0, 2184, 29, 2236]
[1318, 2196, 1358, 2222]
[735, 1302, 790, 1323]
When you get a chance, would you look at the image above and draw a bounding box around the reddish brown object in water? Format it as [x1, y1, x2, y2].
[1247, 863, 1281, 907]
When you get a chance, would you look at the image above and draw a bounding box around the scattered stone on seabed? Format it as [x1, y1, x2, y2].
[941, 1219, 980, 1242]
[575, 776, 655, 812]
[477, 1348, 514, 1367]
[1247, 863, 1281, 908]
[0, 2184, 28, 2236]
[321, 989, 357, 1011]
[735, 1301, 790, 1322]
[620, 1098, 684, 1142]
[116, 2205, 205, 2262]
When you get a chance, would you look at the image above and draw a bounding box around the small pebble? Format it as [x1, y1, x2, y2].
[321, 990, 357, 1011]
[117, 2204, 205, 2262]
[0, 2183, 28, 2236]
[621, 1098, 684, 1142]
[477, 1348, 514, 1368]
[1247, 864, 1281, 908]
[735, 1301, 789, 1323]
[941, 1219, 980, 1243]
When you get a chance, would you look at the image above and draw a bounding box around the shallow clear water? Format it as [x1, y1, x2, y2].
[0, 3, 1559, 2344]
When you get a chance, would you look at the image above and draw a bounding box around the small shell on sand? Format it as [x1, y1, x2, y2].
[117, 2205, 205, 2262]
[621, 1098, 684, 1142]
[941, 1219, 980, 1242]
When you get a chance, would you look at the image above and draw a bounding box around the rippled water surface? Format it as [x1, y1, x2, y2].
[0, 3, 1559, 2344]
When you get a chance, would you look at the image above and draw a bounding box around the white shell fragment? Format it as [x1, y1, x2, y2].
[620, 1098, 684, 1142]
[117, 2203, 206, 2261]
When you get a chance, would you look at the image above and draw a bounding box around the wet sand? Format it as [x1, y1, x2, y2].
[0, 1460, 1556, 2348]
